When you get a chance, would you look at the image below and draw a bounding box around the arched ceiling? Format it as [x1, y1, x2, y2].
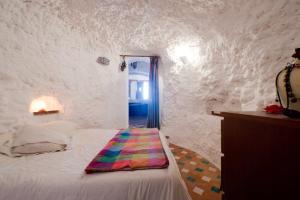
[36, 0, 299, 64]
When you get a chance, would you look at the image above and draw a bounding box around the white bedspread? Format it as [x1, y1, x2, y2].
[0, 129, 191, 200]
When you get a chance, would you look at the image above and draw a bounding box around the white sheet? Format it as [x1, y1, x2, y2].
[0, 129, 191, 200]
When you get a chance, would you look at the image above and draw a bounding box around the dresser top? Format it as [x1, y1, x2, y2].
[212, 111, 300, 128]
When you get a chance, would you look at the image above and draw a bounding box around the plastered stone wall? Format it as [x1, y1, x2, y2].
[1, 0, 299, 167]
[0, 0, 128, 133]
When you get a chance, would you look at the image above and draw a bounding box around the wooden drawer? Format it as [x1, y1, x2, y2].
[215, 111, 300, 200]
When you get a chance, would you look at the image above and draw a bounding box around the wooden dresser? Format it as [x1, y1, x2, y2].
[213, 111, 300, 200]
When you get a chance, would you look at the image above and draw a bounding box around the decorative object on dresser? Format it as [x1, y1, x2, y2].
[212, 111, 300, 200]
[263, 104, 283, 114]
[276, 48, 300, 118]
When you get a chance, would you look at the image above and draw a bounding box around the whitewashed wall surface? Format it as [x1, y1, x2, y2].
[0, 0, 299, 167]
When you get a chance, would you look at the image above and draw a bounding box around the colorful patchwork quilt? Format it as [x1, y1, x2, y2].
[85, 128, 169, 173]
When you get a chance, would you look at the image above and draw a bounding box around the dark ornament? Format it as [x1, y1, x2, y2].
[120, 57, 126, 71]
[96, 57, 110, 65]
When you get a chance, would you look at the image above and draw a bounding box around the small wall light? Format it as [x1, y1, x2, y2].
[96, 57, 110, 65]
[30, 96, 62, 116]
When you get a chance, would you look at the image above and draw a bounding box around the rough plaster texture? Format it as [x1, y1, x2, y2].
[1, 0, 299, 167]
[0, 0, 128, 133]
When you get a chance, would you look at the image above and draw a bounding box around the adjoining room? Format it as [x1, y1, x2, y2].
[127, 57, 150, 128]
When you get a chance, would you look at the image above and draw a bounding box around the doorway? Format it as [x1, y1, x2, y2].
[127, 57, 150, 128]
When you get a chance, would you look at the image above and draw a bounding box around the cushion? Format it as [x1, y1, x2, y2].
[11, 124, 70, 156]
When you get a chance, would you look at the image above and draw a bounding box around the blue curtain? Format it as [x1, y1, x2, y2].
[147, 56, 160, 129]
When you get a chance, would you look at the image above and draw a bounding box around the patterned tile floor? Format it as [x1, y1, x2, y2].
[169, 143, 221, 200]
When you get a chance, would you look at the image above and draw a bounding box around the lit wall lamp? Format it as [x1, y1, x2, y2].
[29, 96, 62, 116]
[167, 41, 201, 66]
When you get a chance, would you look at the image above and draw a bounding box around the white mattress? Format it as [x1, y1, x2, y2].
[0, 129, 191, 200]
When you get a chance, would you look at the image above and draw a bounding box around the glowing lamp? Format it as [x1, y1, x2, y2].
[167, 41, 201, 66]
[30, 96, 62, 115]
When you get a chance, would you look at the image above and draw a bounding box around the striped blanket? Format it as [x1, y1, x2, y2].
[85, 128, 169, 173]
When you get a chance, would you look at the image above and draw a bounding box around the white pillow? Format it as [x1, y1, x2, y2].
[11, 124, 70, 156]
[0, 133, 13, 156]
[42, 121, 79, 135]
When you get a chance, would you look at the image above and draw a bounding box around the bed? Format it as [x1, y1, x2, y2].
[0, 128, 191, 200]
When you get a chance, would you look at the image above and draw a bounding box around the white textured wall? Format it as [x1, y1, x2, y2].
[0, 0, 128, 133]
[159, 0, 300, 166]
[1, 0, 299, 167]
